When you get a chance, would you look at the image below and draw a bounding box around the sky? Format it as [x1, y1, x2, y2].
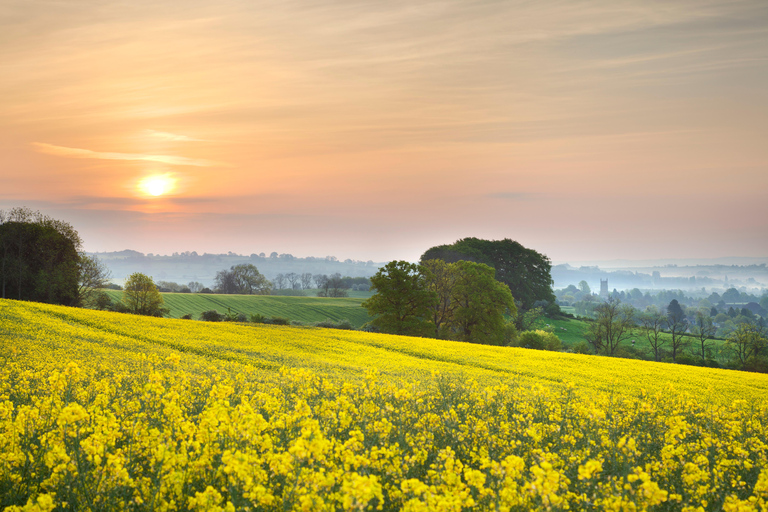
[2, 0, 767, 264]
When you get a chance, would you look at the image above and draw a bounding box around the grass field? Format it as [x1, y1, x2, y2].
[104, 290, 373, 327]
[2, 298, 768, 511]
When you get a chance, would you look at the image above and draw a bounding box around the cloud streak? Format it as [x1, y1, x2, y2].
[32, 142, 216, 167]
[144, 130, 208, 142]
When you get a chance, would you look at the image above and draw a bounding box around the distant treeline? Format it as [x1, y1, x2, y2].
[90, 250, 381, 287]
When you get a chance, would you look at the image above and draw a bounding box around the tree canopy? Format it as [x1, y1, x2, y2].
[214, 264, 272, 295]
[362, 261, 435, 337]
[363, 259, 517, 345]
[420, 237, 554, 310]
[0, 220, 79, 306]
[122, 272, 168, 317]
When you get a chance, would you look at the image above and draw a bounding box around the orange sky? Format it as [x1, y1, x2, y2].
[2, 0, 767, 263]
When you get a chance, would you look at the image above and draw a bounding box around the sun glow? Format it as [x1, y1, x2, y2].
[138, 174, 177, 197]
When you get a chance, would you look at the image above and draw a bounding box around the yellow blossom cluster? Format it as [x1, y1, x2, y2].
[2, 298, 768, 511]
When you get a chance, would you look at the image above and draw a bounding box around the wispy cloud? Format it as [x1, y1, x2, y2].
[144, 130, 208, 142]
[32, 142, 216, 167]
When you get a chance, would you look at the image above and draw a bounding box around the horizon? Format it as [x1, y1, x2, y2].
[3, 1, 767, 263]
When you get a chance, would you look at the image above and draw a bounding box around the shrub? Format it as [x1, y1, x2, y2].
[250, 313, 267, 324]
[675, 353, 701, 367]
[571, 340, 591, 355]
[313, 319, 354, 330]
[268, 317, 290, 326]
[200, 310, 224, 322]
[180, 313, 193, 320]
[515, 330, 562, 351]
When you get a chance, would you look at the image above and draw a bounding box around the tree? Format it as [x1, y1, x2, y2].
[316, 273, 348, 297]
[725, 324, 768, 367]
[188, 281, 205, 293]
[578, 280, 591, 295]
[215, 264, 271, 294]
[273, 273, 287, 290]
[585, 297, 635, 356]
[639, 306, 667, 362]
[421, 237, 554, 310]
[0, 219, 79, 306]
[122, 273, 168, 316]
[448, 260, 516, 345]
[362, 261, 435, 336]
[722, 288, 741, 303]
[692, 310, 717, 364]
[313, 274, 326, 288]
[301, 272, 313, 289]
[666, 299, 688, 363]
[286, 272, 300, 289]
[422, 259, 459, 338]
[76, 254, 112, 307]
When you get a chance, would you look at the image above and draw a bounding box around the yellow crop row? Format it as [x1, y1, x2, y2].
[1, 299, 768, 511]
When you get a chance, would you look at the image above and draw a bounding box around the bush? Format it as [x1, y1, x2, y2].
[743, 356, 768, 373]
[514, 330, 562, 351]
[180, 313, 193, 320]
[250, 313, 267, 324]
[571, 340, 591, 355]
[674, 353, 701, 366]
[200, 310, 224, 322]
[268, 317, 290, 326]
[313, 319, 354, 330]
[613, 345, 646, 360]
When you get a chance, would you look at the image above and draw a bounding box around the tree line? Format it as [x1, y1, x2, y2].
[582, 296, 768, 372]
[0, 208, 110, 308]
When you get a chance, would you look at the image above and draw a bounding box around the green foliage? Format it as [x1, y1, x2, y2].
[571, 340, 591, 354]
[250, 313, 267, 324]
[268, 316, 290, 325]
[313, 318, 354, 330]
[585, 297, 635, 356]
[362, 261, 436, 337]
[514, 329, 562, 351]
[122, 273, 168, 317]
[200, 310, 224, 322]
[725, 324, 768, 368]
[215, 263, 272, 295]
[421, 237, 554, 310]
[0, 221, 79, 306]
[448, 260, 516, 345]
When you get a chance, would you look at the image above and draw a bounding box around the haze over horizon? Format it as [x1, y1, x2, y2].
[3, 0, 767, 264]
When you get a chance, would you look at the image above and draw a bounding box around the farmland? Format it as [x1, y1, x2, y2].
[103, 290, 373, 327]
[2, 298, 768, 511]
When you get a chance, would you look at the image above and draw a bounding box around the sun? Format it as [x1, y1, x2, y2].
[138, 174, 177, 197]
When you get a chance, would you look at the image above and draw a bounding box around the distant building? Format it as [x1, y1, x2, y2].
[600, 279, 609, 298]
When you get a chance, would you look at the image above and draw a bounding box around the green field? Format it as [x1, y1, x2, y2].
[104, 290, 373, 327]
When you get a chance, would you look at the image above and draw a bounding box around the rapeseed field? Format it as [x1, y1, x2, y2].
[2, 298, 767, 511]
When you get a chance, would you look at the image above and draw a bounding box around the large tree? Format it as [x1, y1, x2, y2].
[666, 299, 689, 363]
[585, 297, 635, 356]
[122, 272, 168, 317]
[420, 237, 554, 310]
[362, 261, 435, 336]
[447, 260, 516, 345]
[0, 220, 79, 306]
[215, 264, 272, 295]
[76, 254, 112, 307]
[725, 324, 768, 367]
[638, 306, 667, 362]
[691, 310, 717, 364]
